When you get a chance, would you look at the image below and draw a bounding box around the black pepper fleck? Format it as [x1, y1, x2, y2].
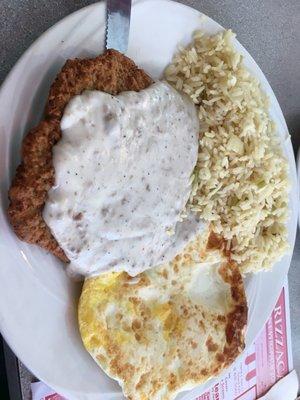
[100, 207, 110, 218]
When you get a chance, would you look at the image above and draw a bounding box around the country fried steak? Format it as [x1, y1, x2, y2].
[8, 50, 152, 262]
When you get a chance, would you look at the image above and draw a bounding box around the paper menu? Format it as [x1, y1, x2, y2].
[31, 381, 66, 400]
[31, 281, 293, 400]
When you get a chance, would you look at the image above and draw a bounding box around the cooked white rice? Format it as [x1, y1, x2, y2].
[165, 30, 289, 273]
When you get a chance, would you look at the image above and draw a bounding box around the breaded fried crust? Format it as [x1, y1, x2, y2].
[8, 50, 152, 262]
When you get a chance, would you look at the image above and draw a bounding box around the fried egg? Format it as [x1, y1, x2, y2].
[78, 230, 247, 400]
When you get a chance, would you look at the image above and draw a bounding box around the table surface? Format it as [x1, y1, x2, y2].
[0, 1, 299, 399]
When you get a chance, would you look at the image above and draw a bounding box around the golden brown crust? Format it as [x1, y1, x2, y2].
[207, 231, 248, 367]
[8, 50, 152, 261]
[46, 49, 153, 120]
[219, 261, 247, 367]
[79, 231, 248, 400]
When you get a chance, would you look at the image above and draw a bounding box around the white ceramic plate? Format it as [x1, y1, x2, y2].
[0, 1, 298, 399]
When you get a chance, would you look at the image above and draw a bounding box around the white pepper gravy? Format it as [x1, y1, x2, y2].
[43, 82, 201, 277]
